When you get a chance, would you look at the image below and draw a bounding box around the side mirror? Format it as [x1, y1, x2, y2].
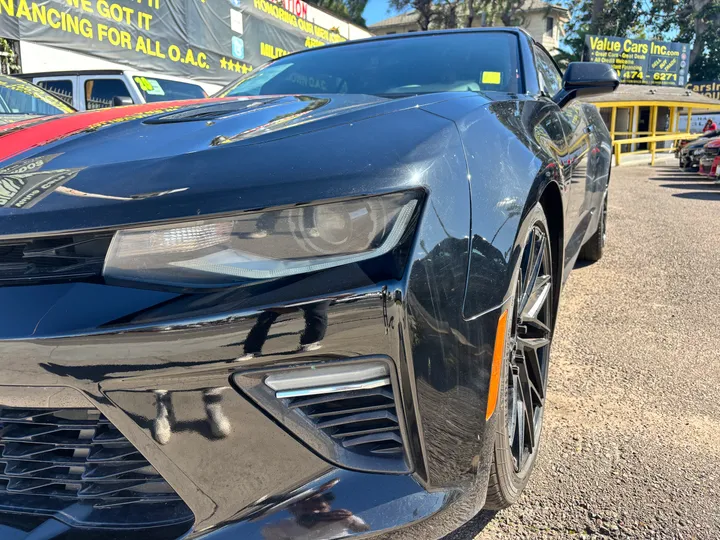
[552, 62, 619, 108]
[112, 96, 134, 107]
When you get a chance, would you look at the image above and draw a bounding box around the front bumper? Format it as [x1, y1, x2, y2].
[0, 271, 501, 539]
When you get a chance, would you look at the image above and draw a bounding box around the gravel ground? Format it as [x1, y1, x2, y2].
[448, 166, 720, 539]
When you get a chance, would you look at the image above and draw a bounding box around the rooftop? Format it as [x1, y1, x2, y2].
[368, 12, 418, 28]
[585, 84, 720, 108]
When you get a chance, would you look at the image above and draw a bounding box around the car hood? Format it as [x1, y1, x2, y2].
[0, 95, 390, 164]
[687, 137, 715, 149]
[0, 92, 486, 236]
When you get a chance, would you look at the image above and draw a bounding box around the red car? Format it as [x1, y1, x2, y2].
[698, 138, 720, 175]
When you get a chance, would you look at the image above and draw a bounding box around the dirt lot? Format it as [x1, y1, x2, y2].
[447, 166, 720, 539]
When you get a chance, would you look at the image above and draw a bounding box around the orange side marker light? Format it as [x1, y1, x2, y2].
[486, 310, 508, 421]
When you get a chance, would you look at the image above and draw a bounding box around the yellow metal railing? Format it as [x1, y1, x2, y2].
[594, 101, 720, 166]
[613, 132, 701, 166]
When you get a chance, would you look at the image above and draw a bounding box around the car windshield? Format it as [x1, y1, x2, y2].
[0, 75, 74, 116]
[133, 76, 207, 103]
[219, 32, 521, 98]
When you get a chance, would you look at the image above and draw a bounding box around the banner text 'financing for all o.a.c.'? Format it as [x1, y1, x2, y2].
[0, 0, 348, 84]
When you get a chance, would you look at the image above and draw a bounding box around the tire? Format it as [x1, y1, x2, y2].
[485, 204, 554, 510]
[578, 189, 607, 262]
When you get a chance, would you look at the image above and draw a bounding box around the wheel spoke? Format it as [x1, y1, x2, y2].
[513, 381, 525, 467]
[521, 231, 546, 308]
[516, 371, 536, 457]
[521, 274, 551, 323]
[517, 336, 551, 350]
[516, 341, 547, 400]
[507, 372, 518, 444]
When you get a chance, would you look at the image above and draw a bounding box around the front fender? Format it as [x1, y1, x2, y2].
[423, 97, 566, 318]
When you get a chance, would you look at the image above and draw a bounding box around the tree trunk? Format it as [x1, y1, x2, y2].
[590, 0, 605, 34]
[688, 0, 712, 68]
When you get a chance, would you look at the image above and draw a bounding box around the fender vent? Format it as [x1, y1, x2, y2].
[0, 407, 193, 533]
[286, 387, 404, 457]
[233, 359, 410, 473]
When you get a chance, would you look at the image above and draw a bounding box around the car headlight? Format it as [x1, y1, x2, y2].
[103, 191, 419, 287]
[694, 149, 704, 155]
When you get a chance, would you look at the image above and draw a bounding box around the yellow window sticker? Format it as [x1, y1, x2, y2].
[482, 71, 502, 84]
[134, 77, 165, 96]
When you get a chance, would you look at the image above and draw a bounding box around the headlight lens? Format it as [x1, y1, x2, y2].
[103, 192, 419, 286]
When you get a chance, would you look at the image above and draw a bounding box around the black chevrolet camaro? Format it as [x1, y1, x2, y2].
[0, 29, 617, 539]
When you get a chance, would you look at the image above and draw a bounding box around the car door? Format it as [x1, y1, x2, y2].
[77, 75, 137, 110]
[534, 46, 592, 263]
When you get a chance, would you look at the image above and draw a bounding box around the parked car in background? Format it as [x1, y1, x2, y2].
[0, 74, 74, 124]
[0, 29, 618, 539]
[16, 70, 212, 111]
[698, 138, 720, 175]
[678, 130, 720, 170]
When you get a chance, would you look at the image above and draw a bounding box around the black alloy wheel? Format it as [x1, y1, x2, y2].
[506, 223, 552, 473]
[485, 204, 554, 509]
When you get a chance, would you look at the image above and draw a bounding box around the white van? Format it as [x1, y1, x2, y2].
[16, 70, 221, 111]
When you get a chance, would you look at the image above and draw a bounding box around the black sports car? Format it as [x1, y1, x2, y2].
[0, 29, 617, 539]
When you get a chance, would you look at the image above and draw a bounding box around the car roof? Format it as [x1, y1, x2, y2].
[15, 70, 125, 79]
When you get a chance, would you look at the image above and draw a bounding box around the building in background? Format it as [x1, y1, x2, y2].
[585, 84, 720, 164]
[369, 1, 569, 53]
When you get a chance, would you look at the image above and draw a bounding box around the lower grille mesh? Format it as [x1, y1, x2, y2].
[0, 407, 193, 530]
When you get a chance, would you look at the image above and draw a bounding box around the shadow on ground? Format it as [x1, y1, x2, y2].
[441, 510, 497, 540]
[659, 183, 719, 190]
[672, 191, 720, 200]
[648, 166, 719, 201]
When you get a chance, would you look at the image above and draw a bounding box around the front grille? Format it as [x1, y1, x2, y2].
[0, 233, 112, 286]
[0, 407, 193, 531]
[704, 147, 720, 157]
[287, 386, 404, 457]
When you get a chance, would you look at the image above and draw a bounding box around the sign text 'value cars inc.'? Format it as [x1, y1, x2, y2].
[584, 35, 690, 87]
[0, 0, 347, 85]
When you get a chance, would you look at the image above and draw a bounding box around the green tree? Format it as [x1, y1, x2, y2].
[388, 0, 437, 29]
[651, 0, 720, 80]
[345, 0, 369, 24]
[310, 0, 369, 26]
[556, 0, 646, 66]
[0, 38, 19, 74]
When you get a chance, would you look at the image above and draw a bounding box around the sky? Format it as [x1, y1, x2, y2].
[363, 0, 397, 26]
